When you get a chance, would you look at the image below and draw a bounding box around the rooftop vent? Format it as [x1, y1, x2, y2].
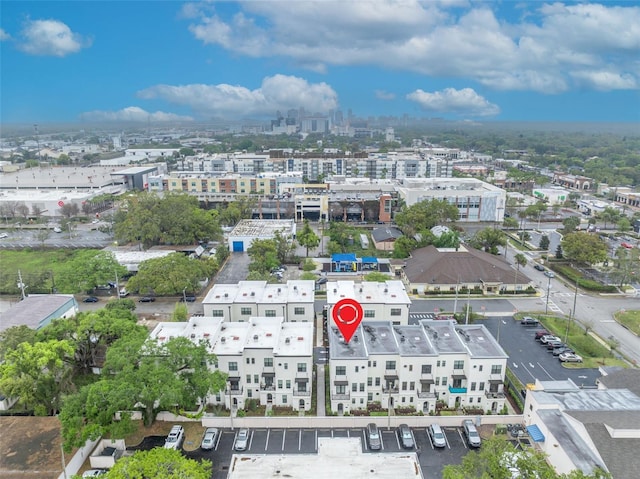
[251, 292, 255, 296]
[359, 288, 363, 293]
[333, 289, 337, 293]
[297, 336, 304, 341]
[400, 336, 406, 342]
[221, 337, 226, 343]
[203, 333, 210, 337]
[285, 338, 291, 344]
[294, 285, 298, 290]
[278, 288, 281, 293]
[253, 334, 259, 341]
[224, 293, 229, 298]
[266, 333, 272, 337]
[233, 336, 240, 341]
[190, 333, 196, 339]
[384, 288, 388, 293]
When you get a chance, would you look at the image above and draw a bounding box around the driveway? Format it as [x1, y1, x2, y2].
[214, 253, 250, 284]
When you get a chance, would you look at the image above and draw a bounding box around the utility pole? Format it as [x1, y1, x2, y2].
[17, 270, 27, 300]
[544, 275, 552, 315]
[453, 278, 459, 317]
[465, 287, 471, 325]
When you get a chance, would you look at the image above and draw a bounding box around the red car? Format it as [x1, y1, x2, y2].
[621, 242, 633, 249]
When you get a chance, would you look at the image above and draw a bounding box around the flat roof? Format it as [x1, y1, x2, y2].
[361, 322, 399, 355]
[228, 437, 423, 479]
[0, 295, 76, 332]
[420, 320, 467, 354]
[229, 219, 295, 238]
[456, 324, 507, 358]
[203, 280, 314, 305]
[393, 325, 436, 356]
[0, 165, 122, 189]
[326, 280, 410, 306]
[329, 323, 368, 360]
[274, 322, 314, 357]
[244, 317, 284, 350]
[534, 388, 640, 411]
[213, 322, 251, 356]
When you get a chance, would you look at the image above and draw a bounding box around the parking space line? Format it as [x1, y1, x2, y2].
[520, 362, 537, 381]
[347, 429, 350, 438]
[395, 431, 401, 450]
[248, 430, 254, 451]
[362, 429, 366, 449]
[458, 429, 468, 449]
[298, 429, 302, 451]
[315, 430, 318, 450]
[444, 430, 451, 449]
[214, 431, 222, 451]
[282, 429, 286, 451]
[265, 429, 270, 451]
[536, 363, 555, 380]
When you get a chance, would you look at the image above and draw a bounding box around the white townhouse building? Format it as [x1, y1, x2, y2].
[326, 280, 411, 326]
[328, 320, 507, 415]
[202, 280, 315, 322]
[150, 316, 314, 411]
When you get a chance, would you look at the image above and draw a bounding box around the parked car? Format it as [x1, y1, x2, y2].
[397, 424, 414, 449]
[180, 295, 197, 302]
[462, 420, 481, 448]
[552, 347, 574, 356]
[0, 233, 8, 239]
[559, 353, 583, 363]
[82, 470, 107, 478]
[139, 296, 156, 302]
[540, 335, 561, 344]
[53, 227, 62, 233]
[533, 264, 545, 271]
[366, 423, 382, 450]
[520, 316, 539, 326]
[201, 427, 218, 450]
[546, 340, 565, 350]
[427, 423, 447, 448]
[119, 288, 129, 297]
[164, 425, 185, 450]
[534, 330, 551, 340]
[234, 428, 250, 451]
[83, 296, 99, 303]
[621, 242, 633, 249]
[544, 271, 556, 278]
[316, 277, 328, 285]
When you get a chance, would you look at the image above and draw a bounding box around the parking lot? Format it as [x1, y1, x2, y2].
[183, 426, 473, 479]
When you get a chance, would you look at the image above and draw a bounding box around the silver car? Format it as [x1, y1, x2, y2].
[397, 424, 414, 449]
[367, 423, 381, 450]
[201, 427, 218, 450]
[234, 428, 250, 451]
[428, 423, 447, 448]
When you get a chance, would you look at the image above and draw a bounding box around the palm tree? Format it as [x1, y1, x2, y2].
[513, 253, 527, 294]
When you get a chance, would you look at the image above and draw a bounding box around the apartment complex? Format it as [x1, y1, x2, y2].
[202, 280, 316, 322]
[326, 280, 411, 326]
[150, 316, 314, 411]
[328, 320, 508, 415]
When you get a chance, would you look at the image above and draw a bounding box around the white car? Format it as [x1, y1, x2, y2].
[234, 428, 250, 451]
[559, 352, 583, 363]
[82, 470, 107, 478]
[0, 233, 8, 239]
[201, 427, 218, 450]
[53, 227, 62, 233]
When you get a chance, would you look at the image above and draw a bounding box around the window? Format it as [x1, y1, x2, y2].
[211, 310, 224, 317]
[422, 364, 432, 374]
[401, 397, 406, 403]
[336, 385, 346, 394]
[352, 383, 357, 392]
[229, 362, 238, 371]
[368, 393, 373, 401]
[436, 360, 440, 367]
[247, 389, 252, 398]
[435, 378, 440, 386]
[368, 378, 372, 386]
[265, 310, 276, 317]
[286, 380, 291, 389]
[478, 397, 482, 403]
[251, 358, 255, 364]
[360, 383, 365, 392]
[408, 365, 413, 372]
[385, 361, 396, 370]
[372, 361, 377, 367]
[298, 363, 306, 372]
[364, 310, 375, 318]
[254, 374, 259, 383]
[479, 365, 483, 372]
[282, 395, 287, 403]
[360, 398, 364, 404]
[471, 382, 476, 391]
[278, 380, 283, 389]
[454, 360, 464, 369]
[368, 361, 371, 367]
[375, 378, 381, 386]
[390, 308, 401, 316]
[246, 358, 250, 364]
[410, 397, 414, 403]
[336, 366, 346, 376]
[441, 377, 447, 386]
[246, 375, 251, 383]
[355, 366, 359, 373]
[491, 365, 502, 375]
[241, 307, 252, 315]
[479, 382, 485, 391]
[409, 381, 415, 391]
[402, 382, 407, 391]
[294, 307, 305, 315]
[284, 363, 288, 370]
[441, 360, 446, 367]
[264, 358, 273, 367]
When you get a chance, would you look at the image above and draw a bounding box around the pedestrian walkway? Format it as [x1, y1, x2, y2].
[316, 364, 326, 416]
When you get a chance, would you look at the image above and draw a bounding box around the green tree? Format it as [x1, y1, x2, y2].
[556, 244, 564, 259]
[179, 147, 195, 157]
[610, 246, 640, 286]
[273, 230, 295, 264]
[433, 230, 460, 248]
[562, 216, 581, 233]
[0, 325, 36, 361]
[616, 217, 631, 232]
[217, 196, 256, 226]
[297, 220, 320, 257]
[364, 272, 389, 282]
[105, 448, 211, 479]
[392, 236, 417, 258]
[247, 238, 280, 274]
[172, 303, 189, 322]
[514, 253, 527, 270]
[0, 339, 74, 415]
[105, 298, 136, 311]
[55, 250, 127, 294]
[394, 199, 459, 238]
[561, 232, 608, 265]
[539, 234, 550, 251]
[503, 217, 519, 229]
[598, 206, 621, 230]
[469, 228, 506, 255]
[125, 253, 217, 296]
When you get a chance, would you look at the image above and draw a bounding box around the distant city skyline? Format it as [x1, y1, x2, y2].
[1, 1, 639, 124]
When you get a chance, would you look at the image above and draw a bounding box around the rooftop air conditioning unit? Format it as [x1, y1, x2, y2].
[285, 338, 291, 344]
[224, 293, 229, 298]
[251, 292, 255, 296]
[221, 337, 226, 343]
[253, 335, 259, 341]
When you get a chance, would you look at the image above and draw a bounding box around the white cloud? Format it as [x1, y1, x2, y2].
[137, 74, 339, 118]
[18, 19, 90, 56]
[571, 70, 637, 91]
[0, 28, 10, 41]
[185, 1, 640, 93]
[79, 107, 193, 123]
[407, 88, 500, 117]
[375, 90, 396, 100]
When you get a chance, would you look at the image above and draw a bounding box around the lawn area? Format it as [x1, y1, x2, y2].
[614, 310, 640, 336]
[538, 315, 627, 368]
[118, 420, 204, 452]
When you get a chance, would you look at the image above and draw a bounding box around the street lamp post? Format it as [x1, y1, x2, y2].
[182, 286, 187, 304]
[544, 275, 552, 315]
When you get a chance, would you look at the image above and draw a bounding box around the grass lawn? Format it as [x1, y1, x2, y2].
[118, 420, 205, 452]
[614, 310, 640, 336]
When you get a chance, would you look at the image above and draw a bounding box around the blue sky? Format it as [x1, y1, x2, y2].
[1, 1, 639, 124]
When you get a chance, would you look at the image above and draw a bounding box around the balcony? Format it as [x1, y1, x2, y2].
[331, 392, 350, 400]
[227, 387, 244, 396]
[260, 383, 276, 391]
[382, 385, 399, 394]
[295, 370, 310, 379]
[417, 390, 436, 399]
[293, 388, 311, 397]
[448, 386, 467, 394]
[333, 374, 348, 386]
[384, 369, 399, 380]
[485, 390, 505, 399]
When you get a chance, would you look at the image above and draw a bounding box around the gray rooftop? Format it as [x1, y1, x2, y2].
[361, 323, 399, 355]
[537, 409, 607, 475]
[420, 320, 466, 354]
[535, 388, 640, 411]
[393, 325, 436, 356]
[328, 324, 368, 360]
[455, 324, 508, 358]
[0, 295, 76, 332]
[598, 369, 640, 398]
[582, 421, 640, 479]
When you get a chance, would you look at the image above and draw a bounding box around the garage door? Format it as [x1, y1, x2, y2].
[232, 241, 244, 252]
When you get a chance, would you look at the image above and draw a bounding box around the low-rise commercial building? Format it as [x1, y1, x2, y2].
[328, 319, 507, 415]
[203, 280, 315, 322]
[227, 219, 295, 252]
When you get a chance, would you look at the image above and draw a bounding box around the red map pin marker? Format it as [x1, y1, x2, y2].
[332, 298, 363, 343]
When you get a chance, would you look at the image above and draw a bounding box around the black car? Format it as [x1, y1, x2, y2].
[139, 296, 156, 302]
[533, 264, 545, 271]
[552, 347, 574, 356]
[180, 295, 196, 302]
[397, 424, 414, 449]
[83, 296, 99, 303]
[316, 277, 328, 285]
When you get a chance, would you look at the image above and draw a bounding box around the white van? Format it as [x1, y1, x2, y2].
[164, 425, 185, 450]
[119, 288, 129, 298]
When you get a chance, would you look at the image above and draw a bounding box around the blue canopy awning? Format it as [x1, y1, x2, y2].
[526, 424, 545, 442]
[332, 253, 357, 262]
[361, 256, 378, 263]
